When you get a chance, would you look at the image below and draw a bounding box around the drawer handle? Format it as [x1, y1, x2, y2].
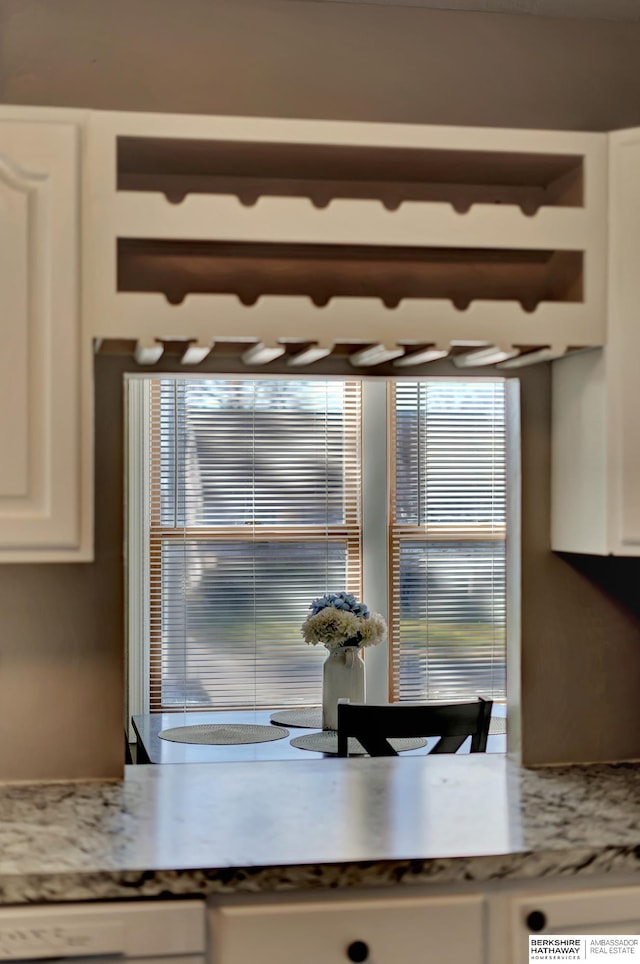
[347, 940, 370, 962]
[526, 910, 547, 933]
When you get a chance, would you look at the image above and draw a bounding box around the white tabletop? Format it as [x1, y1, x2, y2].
[132, 707, 506, 763]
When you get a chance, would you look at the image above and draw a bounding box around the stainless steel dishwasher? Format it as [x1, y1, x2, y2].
[0, 900, 206, 964]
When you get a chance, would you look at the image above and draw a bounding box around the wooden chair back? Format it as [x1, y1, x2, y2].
[336, 698, 493, 757]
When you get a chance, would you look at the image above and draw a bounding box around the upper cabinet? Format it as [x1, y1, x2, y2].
[552, 128, 640, 555]
[0, 108, 91, 562]
[0, 107, 632, 560]
[85, 112, 608, 368]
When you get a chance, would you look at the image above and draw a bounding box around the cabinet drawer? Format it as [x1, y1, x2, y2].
[509, 885, 640, 963]
[209, 893, 484, 964]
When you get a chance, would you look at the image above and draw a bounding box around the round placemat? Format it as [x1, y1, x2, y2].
[159, 724, 290, 745]
[290, 732, 428, 755]
[271, 708, 323, 729]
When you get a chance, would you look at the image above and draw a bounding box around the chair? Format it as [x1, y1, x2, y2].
[336, 698, 493, 757]
[125, 730, 134, 764]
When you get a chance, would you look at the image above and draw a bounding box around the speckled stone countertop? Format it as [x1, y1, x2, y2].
[2, 755, 640, 905]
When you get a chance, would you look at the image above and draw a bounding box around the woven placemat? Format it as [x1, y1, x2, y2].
[273, 707, 506, 736]
[271, 708, 323, 729]
[159, 724, 290, 745]
[290, 732, 428, 755]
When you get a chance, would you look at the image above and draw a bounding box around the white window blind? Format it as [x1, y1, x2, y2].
[390, 380, 506, 703]
[149, 377, 362, 711]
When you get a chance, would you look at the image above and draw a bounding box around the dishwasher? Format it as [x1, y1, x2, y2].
[0, 900, 206, 964]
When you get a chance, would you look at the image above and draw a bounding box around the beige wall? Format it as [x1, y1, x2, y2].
[3, 0, 640, 131]
[0, 360, 124, 781]
[517, 366, 640, 765]
[2, 0, 640, 777]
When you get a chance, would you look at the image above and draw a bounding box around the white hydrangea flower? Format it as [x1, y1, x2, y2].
[358, 612, 388, 647]
[301, 607, 359, 647]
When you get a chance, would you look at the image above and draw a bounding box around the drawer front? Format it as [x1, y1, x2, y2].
[509, 885, 640, 963]
[209, 894, 484, 964]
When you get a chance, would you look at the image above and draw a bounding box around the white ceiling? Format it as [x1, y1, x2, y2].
[299, 0, 640, 20]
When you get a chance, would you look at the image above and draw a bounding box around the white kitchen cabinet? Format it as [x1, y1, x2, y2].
[209, 880, 640, 964]
[506, 883, 640, 963]
[208, 891, 485, 964]
[0, 899, 206, 964]
[0, 108, 91, 561]
[552, 127, 640, 555]
[0, 105, 629, 560]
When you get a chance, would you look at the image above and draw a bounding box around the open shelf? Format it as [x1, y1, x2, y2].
[88, 115, 607, 358]
[117, 136, 584, 213]
[118, 239, 583, 310]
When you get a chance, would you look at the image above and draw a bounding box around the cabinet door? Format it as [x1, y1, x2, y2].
[509, 885, 640, 963]
[209, 893, 485, 964]
[552, 126, 640, 556]
[0, 119, 86, 559]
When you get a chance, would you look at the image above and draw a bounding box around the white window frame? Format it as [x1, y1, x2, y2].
[126, 372, 515, 732]
[125, 377, 151, 736]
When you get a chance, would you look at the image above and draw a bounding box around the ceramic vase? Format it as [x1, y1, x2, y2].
[322, 645, 365, 730]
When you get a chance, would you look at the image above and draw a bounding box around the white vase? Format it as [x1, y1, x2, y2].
[322, 646, 365, 730]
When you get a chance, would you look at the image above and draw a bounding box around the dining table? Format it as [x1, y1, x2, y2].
[131, 706, 507, 764]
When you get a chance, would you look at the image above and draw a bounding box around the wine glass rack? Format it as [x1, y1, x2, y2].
[85, 112, 607, 369]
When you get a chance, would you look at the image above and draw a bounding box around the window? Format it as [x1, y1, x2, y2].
[144, 378, 361, 711]
[128, 375, 507, 716]
[390, 381, 506, 703]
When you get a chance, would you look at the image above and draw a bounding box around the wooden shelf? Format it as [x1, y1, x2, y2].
[115, 192, 589, 250]
[117, 136, 584, 211]
[101, 293, 600, 365]
[118, 239, 583, 310]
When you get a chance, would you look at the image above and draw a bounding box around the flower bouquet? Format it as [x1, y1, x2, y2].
[301, 591, 387, 651]
[302, 592, 386, 730]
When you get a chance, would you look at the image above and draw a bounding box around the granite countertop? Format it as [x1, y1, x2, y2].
[2, 755, 640, 905]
